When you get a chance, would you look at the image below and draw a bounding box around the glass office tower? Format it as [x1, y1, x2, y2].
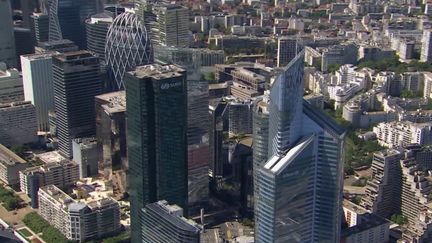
[105, 12, 153, 90]
[125, 64, 188, 243]
[48, 0, 100, 49]
[254, 51, 345, 243]
[52, 51, 101, 158]
[0, 0, 17, 68]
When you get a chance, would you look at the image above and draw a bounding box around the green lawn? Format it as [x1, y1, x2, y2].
[18, 228, 32, 237]
[23, 212, 68, 243]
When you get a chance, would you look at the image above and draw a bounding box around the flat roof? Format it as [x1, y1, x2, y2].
[144, 200, 201, 233]
[95, 91, 126, 103]
[21, 52, 56, 60]
[129, 64, 185, 80]
[21, 160, 76, 174]
[0, 144, 26, 165]
[0, 101, 33, 110]
[343, 199, 368, 215]
[96, 91, 126, 113]
[39, 185, 74, 205]
[54, 50, 95, 62]
[35, 151, 66, 164]
[341, 213, 389, 237]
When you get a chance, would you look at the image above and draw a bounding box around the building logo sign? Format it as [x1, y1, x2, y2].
[160, 82, 182, 90]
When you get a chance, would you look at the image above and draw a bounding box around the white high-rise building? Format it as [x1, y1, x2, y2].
[21, 53, 55, 132]
[0, 0, 17, 68]
[421, 30, 432, 63]
[424, 72, 432, 99]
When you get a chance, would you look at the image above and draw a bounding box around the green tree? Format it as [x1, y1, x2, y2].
[205, 72, 215, 81]
[10, 145, 26, 158]
[391, 214, 408, 225]
[327, 64, 341, 73]
[400, 89, 415, 98]
[3, 197, 19, 211]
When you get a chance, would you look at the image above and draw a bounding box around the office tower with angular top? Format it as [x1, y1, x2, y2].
[47, 0, 100, 49]
[53, 51, 101, 158]
[125, 64, 188, 243]
[255, 51, 345, 243]
[105, 12, 153, 90]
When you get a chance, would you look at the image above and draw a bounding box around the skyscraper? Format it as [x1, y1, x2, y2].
[142, 200, 201, 243]
[48, 0, 100, 49]
[153, 46, 210, 212]
[187, 79, 210, 211]
[21, 53, 55, 132]
[31, 13, 50, 44]
[125, 64, 188, 243]
[35, 39, 79, 54]
[19, 0, 40, 28]
[139, 3, 189, 48]
[95, 91, 127, 193]
[153, 5, 189, 48]
[105, 12, 153, 90]
[252, 94, 269, 213]
[85, 13, 113, 63]
[254, 51, 345, 242]
[277, 36, 299, 67]
[53, 51, 101, 158]
[0, 0, 17, 68]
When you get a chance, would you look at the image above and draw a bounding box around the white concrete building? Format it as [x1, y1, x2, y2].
[373, 121, 432, 148]
[343, 199, 369, 228]
[20, 53, 55, 132]
[38, 185, 121, 242]
[19, 160, 78, 194]
[0, 144, 28, 188]
[421, 30, 432, 63]
[423, 72, 432, 99]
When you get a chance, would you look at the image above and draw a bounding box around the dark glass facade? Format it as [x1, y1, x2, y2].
[85, 13, 112, 63]
[252, 96, 269, 214]
[141, 201, 201, 243]
[31, 13, 49, 45]
[48, 0, 99, 49]
[125, 64, 187, 243]
[52, 51, 101, 158]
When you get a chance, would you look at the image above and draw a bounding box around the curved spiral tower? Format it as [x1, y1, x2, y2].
[105, 12, 153, 90]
